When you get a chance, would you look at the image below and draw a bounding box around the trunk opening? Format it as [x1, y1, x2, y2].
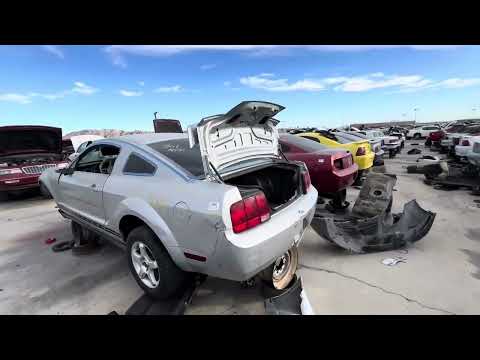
[225, 163, 301, 212]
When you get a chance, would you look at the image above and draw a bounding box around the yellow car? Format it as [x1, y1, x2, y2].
[296, 130, 375, 177]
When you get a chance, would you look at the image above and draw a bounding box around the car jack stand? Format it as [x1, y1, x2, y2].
[325, 189, 350, 213]
[120, 275, 206, 315]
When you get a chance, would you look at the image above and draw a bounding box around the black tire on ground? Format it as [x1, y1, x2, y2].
[39, 182, 53, 199]
[126, 225, 189, 300]
[413, 133, 421, 139]
[353, 171, 364, 186]
[0, 192, 8, 201]
[261, 274, 298, 299]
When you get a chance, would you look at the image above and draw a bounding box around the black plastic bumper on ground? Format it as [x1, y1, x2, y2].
[124, 278, 199, 315]
[311, 200, 436, 253]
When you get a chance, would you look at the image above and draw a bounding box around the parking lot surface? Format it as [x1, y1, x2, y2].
[1, 140, 479, 315]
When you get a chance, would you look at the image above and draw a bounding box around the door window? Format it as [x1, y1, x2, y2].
[75, 145, 120, 174]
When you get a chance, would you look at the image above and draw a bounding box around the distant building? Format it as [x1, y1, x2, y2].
[350, 121, 416, 129]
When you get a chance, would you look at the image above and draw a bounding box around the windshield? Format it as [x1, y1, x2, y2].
[280, 134, 328, 152]
[148, 139, 204, 177]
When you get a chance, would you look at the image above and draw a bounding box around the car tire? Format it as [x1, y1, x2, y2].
[126, 225, 189, 300]
[413, 133, 421, 139]
[258, 247, 298, 291]
[261, 274, 298, 299]
[39, 182, 53, 199]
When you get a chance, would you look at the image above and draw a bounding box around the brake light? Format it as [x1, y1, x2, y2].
[230, 192, 270, 234]
[462, 140, 470, 146]
[302, 169, 311, 193]
[356, 147, 366, 156]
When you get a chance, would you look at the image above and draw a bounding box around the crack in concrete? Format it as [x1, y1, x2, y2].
[299, 263, 455, 315]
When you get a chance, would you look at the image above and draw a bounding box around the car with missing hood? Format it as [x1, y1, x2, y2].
[0, 125, 69, 198]
[40, 101, 318, 299]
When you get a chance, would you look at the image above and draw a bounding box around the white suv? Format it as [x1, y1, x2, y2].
[407, 126, 440, 139]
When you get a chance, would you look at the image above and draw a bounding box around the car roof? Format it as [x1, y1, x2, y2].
[109, 133, 188, 146]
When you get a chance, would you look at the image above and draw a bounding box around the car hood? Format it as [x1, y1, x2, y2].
[0, 125, 62, 157]
[188, 101, 284, 176]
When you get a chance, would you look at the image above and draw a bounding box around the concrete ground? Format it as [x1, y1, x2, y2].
[1, 140, 479, 315]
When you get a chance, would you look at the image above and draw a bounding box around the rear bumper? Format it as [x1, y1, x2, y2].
[0, 175, 40, 192]
[209, 187, 318, 281]
[313, 167, 358, 193]
[354, 153, 374, 170]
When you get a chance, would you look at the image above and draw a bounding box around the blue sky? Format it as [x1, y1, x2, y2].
[1, 45, 480, 134]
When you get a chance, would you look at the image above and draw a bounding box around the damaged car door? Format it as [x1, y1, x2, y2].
[57, 144, 120, 224]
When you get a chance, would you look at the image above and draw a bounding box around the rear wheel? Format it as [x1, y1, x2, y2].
[259, 247, 298, 291]
[413, 133, 421, 139]
[126, 226, 189, 300]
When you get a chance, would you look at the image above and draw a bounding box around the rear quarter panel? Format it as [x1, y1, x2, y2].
[103, 151, 240, 272]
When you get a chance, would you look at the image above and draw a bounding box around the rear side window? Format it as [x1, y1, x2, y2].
[148, 139, 204, 177]
[123, 153, 156, 175]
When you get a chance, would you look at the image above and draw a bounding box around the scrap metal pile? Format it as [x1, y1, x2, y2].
[311, 173, 436, 253]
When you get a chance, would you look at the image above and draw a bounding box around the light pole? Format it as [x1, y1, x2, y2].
[413, 108, 419, 123]
[473, 108, 477, 117]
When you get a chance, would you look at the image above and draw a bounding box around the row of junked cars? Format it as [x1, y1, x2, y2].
[1, 102, 435, 310]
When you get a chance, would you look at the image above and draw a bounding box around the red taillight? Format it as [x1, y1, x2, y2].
[356, 147, 366, 156]
[462, 140, 470, 146]
[230, 192, 270, 234]
[302, 169, 311, 193]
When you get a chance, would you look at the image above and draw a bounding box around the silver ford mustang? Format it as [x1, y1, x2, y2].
[40, 101, 318, 299]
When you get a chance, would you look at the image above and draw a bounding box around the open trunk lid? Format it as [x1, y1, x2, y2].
[188, 101, 284, 177]
[0, 125, 62, 157]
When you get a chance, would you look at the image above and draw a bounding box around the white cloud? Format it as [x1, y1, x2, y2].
[200, 64, 217, 70]
[104, 45, 461, 66]
[240, 74, 325, 92]
[239, 72, 480, 93]
[0, 93, 32, 104]
[0, 82, 99, 105]
[119, 89, 143, 97]
[42, 45, 64, 59]
[29, 91, 69, 100]
[154, 85, 182, 93]
[331, 74, 432, 92]
[138, 81, 145, 86]
[437, 78, 480, 88]
[72, 82, 98, 95]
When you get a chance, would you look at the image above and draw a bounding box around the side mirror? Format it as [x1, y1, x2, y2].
[61, 167, 75, 175]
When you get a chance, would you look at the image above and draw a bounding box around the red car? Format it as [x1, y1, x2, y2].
[279, 134, 358, 208]
[0, 125, 69, 198]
